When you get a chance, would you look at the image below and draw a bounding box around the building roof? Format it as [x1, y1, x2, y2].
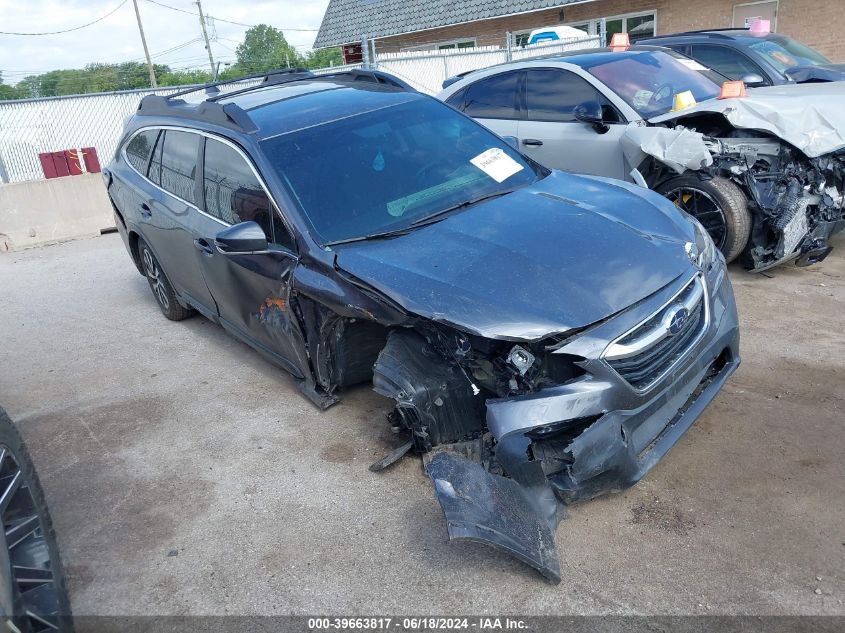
[313, 0, 587, 48]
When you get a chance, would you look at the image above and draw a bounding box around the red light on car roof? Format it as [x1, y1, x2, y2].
[718, 80, 748, 99]
[609, 33, 630, 51]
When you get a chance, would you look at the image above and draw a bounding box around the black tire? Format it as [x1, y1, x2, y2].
[137, 237, 195, 321]
[0, 407, 73, 632]
[657, 175, 752, 263]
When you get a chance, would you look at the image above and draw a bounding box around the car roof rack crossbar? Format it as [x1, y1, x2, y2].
[204, 69, 316, 102]
[164, 67, 311, 101]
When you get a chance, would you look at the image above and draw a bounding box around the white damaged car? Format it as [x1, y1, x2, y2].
[439, 46, 845, 271]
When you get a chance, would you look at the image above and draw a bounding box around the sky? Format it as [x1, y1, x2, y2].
[0, 0, 331, 84]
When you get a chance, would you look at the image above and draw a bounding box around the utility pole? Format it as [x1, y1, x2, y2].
[195, 0, 216, 76]
[132, 0, 157, 88]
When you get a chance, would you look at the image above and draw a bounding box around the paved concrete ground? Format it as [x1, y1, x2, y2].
[0, 233, 843, 616]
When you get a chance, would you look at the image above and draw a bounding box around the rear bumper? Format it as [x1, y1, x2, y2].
[486, 263, 740, 504]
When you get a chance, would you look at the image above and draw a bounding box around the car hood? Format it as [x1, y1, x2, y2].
[783, 63, 845, 84]
[650, 82, 845, 158]
[333, 171, 694, 341]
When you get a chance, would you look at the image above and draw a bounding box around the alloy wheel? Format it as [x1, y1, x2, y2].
[664, 187, 727, 250]
[0, 445, 61, 632]
[141, 248, 170, 311]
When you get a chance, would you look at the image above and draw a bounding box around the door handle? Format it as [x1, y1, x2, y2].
[193, 238, 214, 255]
[139, 202, 152, 218]
[522, 139, 544, 147]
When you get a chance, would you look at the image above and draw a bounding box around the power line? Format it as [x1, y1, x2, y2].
[0, 1, 130, 36]
[143, 0, 318, 31]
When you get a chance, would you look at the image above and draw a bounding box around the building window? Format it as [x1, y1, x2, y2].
[568, 11, 656, 43]
[512, 31, 531, 47]
[437, 39, 476, 50]
[402, 38, 477, 52]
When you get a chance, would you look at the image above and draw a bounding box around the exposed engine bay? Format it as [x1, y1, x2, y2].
[690, 122, 843, 271]
[630, 83, 845, 271]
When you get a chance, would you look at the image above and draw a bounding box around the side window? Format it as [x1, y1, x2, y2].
[524, 69, 612, 123]
[125, 129, 159, 175]
[462, 71, 520, 119]
[689, 45, 769, 83]
[203, 138, 295, 251]
[160, 130, 201, 205]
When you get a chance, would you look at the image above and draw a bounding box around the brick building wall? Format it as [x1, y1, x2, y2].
[373, 0, 844, 61]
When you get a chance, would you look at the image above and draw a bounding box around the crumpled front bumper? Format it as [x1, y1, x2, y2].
[427, 264, 740, 582]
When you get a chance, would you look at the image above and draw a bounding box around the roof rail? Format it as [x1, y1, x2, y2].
[135, 67, 416, 134]
[311, 69, 417, 92]
[136, 95, 259, 133]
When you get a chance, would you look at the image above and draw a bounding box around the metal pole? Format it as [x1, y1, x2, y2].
[132, 0, 158, 88]
[0, 154, 9, 184]
[195, 0, 216, 76]
[506, 31, 513, 61]
[599, 18, 607, 47]
[361, 35, 371, 69]
[371, 38, 378, 68]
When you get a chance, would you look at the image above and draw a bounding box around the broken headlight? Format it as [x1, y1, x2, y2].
[686, 217, 718, 272]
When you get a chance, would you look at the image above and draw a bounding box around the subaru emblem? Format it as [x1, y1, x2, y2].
[665, 306, 689, 336]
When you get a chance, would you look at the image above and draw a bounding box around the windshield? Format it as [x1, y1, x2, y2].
[748, 35, 831, 72]
[260, 97, 542, 245]
[582, 50, 723, 118]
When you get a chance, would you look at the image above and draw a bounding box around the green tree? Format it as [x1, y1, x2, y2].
[158, 69, 213, 87]
[305, 47, 343, 70]
[234, 24, 304, 74]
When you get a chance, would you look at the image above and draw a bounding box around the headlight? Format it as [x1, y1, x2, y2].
[685, 217, 718, 271]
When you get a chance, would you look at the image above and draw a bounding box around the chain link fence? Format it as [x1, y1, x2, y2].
[0, 36, 597, 183]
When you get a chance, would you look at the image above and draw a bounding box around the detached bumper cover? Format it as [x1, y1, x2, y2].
[426, 452, 561, 583]
[427, 266, 740, 581]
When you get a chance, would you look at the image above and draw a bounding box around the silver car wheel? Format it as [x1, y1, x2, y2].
[0, 445, 62, 632]
[141, 248, 170, 311]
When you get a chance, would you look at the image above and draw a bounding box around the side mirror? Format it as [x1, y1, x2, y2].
[501, 135, 519, 150]
[741, 73, 767, 87]
[215, 221, 268, 254]
[574, 101, 609, 133]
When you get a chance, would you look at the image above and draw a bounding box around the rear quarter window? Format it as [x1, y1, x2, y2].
[125, 129, 159, 175]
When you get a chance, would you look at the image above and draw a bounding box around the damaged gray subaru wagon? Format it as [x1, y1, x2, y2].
[105, 69, 740, 582]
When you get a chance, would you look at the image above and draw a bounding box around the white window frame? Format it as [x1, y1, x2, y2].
[568, 10, 657, 40]
[511, 29, 532, 47]
[732, 0, 779, 31]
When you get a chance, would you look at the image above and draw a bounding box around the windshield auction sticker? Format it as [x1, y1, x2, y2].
[677, 58, 708, 71]
[470, 148, 524, 183]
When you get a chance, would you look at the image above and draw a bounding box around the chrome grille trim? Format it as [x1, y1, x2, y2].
[603, 273, 710, 392]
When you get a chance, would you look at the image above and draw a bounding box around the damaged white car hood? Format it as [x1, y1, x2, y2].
[648, 82, 845, 159]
